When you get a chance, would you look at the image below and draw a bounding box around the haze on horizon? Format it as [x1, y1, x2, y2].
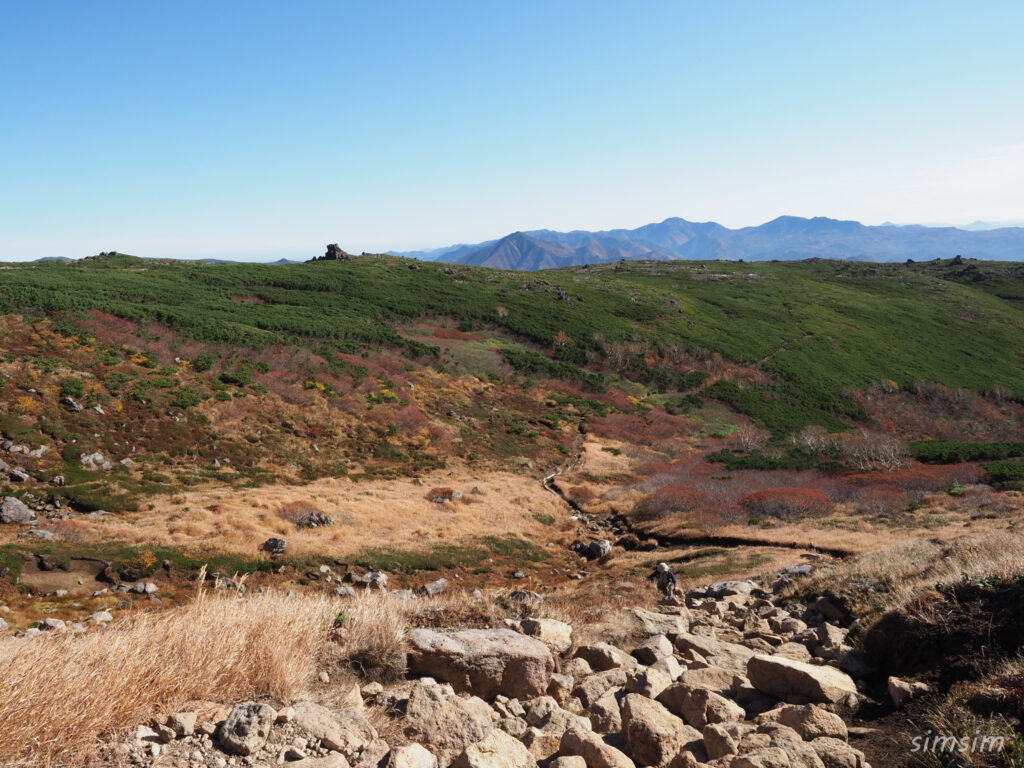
[2, 1, 1023, 262]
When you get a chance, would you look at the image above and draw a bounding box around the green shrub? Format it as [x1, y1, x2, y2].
[59, 378, 84, 399]
[911, 440, 1024, 464]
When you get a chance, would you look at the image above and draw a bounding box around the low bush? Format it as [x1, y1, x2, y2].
[739, 487, 832, 520]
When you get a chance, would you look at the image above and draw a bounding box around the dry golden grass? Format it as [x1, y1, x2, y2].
[792, 529, 1024, 613]
[51, 468, 567, 559]
[0, 582, 334, 767]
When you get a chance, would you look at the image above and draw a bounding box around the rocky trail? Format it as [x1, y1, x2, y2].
[109, 567, 927, 768]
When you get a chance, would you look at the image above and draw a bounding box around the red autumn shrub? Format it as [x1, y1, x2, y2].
[426, 487, 456, 502]
[849, 487, 909, 516]
[740, 488, 832, 520]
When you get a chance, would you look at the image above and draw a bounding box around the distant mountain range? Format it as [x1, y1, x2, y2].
[393, 216, 1024, 270]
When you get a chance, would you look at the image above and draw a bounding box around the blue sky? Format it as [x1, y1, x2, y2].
[2, 2, 1023, 261]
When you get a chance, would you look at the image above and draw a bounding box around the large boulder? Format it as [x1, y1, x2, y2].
[631, 608, 688, 637]
[675, 634, 755, 672]
[747, 655, 858, 706]
[559, 726, 636, 768]
[0, 496, 33, 524]
[760, 705, 847, 741]
[291, 701, 377, 759]
[219, 702, 276, 755]
[403, 684, 494, 767]
[407, 629, 554, 700]
[620, 693, 703, 767]
[453, 728, 538, 768]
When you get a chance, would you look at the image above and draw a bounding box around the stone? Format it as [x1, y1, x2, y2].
[809, 737, 866, 768]
[631, 609, 688, 637]
[453, 728, 538, 768]
[680, 666, 745, 695]
[563, 657, 593, 678]
[167, 712, 197, 737]
[295, 756, 353, 768]
[747, 655, 858, 705]
[548, 672, 574, 703]
[521, 618, 573, 655]
[703, 723, 740, 760]
[388, 743, 438, 768]
[580, 540, 612, 560]
[589, 686, 624, 733]
[0, 496, 33, 524]
[573, 668, 628, 708]
[407, 628, 554, 700]
[521, 726, 563, 760]
[625, 666, 672, 700]
[291, 701, 377, 759]
[649, 656, 682, 681]
[705, 581, 759, 598]
[334, 586, 358, 598]
[729, 748, 793, 768]
[816, 624, 847, 649]
[40, 618, 66, 631]
[219, 702, 276, 755]
[524, 695, 590, 734]
[762, 705, 847, 741]
[403, 684, 494, 767]
[549, 758, 587, 768]
[887, 676, 930, 707]
[676, 688, 744, 729]
[263, 537, 287, 555]
[675, 634, 756, 672]
[621, 693, 703, 768]
[559, 725, 636, 768]
[632, 635, 673, 666]
[80, 452, 112, 471]
[355, 739, 393, 768]
[774, 643, 813, 663]
[423, 578, 450, 596]
[575, 642, 634, 671]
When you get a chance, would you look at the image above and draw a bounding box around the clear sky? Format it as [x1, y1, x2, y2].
[2, 2, 1023, 261]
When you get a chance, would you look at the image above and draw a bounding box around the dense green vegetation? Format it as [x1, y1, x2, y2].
[911, 440, 1024, 464]
[982, 460, 1024, 485]
[2, 253, 1023, 436]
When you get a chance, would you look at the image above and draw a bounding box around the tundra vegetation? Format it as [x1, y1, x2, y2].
[1, 253, 1024, 766]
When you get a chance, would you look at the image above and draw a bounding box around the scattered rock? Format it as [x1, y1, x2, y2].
[423, 578, 450, 597]
[219, 702, 276, 755]
[887, 676, 930, 707]
[1, 496, 33, 524]
[263, 537, 287, 555]
[291, 701, 376, 758]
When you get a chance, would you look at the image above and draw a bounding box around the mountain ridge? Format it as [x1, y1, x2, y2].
[394, 216, 1024, 270]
